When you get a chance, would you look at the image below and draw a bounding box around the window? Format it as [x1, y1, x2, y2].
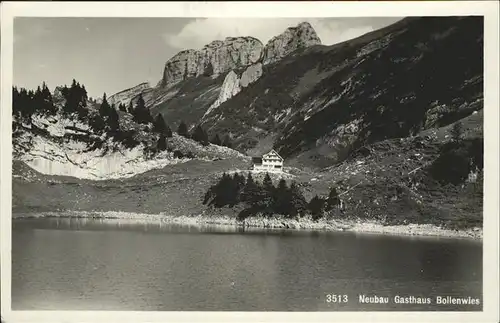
[274, 165, 281, 169]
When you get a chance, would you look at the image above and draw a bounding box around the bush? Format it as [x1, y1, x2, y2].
[450, 122, 464, 142]
[429, 138, 483, 185]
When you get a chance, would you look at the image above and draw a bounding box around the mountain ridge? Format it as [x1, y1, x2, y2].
[108, 21, 323, 128]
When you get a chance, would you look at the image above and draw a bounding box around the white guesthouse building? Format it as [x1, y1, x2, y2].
[252, 149, 284, 172]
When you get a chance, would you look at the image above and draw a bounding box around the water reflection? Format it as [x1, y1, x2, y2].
[12, 217, 482, 311]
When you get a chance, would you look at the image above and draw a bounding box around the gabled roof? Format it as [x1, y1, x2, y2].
[263, 149, 284, 161]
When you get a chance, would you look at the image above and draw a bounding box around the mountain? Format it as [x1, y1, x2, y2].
[12, 17, 484, 230]
[108, 21, 322, 130]
[200, 17, 483, 167]
[262, 21, 321, 64]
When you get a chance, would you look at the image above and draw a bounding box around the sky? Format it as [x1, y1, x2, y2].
[13, 17, 402, 99]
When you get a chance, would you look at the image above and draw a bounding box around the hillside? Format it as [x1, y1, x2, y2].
[107, 22, 322, 130]
[12, 17, 484, 231]
[13, 110, 483, 230]
[200, 17, 483, 168]
[12, 81, 248, 181]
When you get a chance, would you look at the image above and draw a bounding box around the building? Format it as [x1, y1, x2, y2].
[252, 149, 284, 172]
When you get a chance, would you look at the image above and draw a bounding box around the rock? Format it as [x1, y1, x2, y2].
[108, 82, 151, 107]
[204, 70, 241, 117]
[240, 63, 263, 88]
[161, 37, 264, 88]
[263, 22, 321, 65]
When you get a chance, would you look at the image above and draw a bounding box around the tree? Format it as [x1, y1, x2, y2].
[177, 121, 189, 137]
[99, 93, 112, 119]
[273, 178, 290, 215]
[222, 134, 232, 148]
[157, 134, 167, 151]
[451, 122, 463, 142]
[261, 172, 275, 208]
[132, 94, 153, 125]
[211, 134, 222, 146]
[153, 113, 172, 137]
[308, 195, 326, 220]
[128, 101, 134, 114]
[325, 186, 341, 211]
[90, 114, 106, 133]
[108, 107, 120, 133]
[241, 173, 260, 205]
[41, 82, 56, 115]
[288, 182, 307, 217]
[191, 124, 209, 146]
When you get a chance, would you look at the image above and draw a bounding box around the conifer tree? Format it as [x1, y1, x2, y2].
[40, 82, 56, 115]
[133, 94, 153, 125]
[177, 121, 189, 138]
[289, 182, 307, 218]
[153, 113, 172, 137]
[192, 124, 209, 146]
[90, 114, 106, 133]
[308, 195, 326, 220]
[262, 172, 275, 208]
[273, 178, 289, 215]
[99, 93, 112, 119]
[241, 173, 260, 205]
[211, 134, 222, 146]
[108, 107, 120, 133]
[157, 134, 167, 151]
[326, 186, 341, 211]
[128, 101, 134, 114]
[222, 134, 232, 148]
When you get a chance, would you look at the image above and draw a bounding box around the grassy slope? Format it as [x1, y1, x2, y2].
[200, 17, 483, 169]
[13, 110, 483, 229]
[149, 74, 226, 130]
[13, 157, 249, 216]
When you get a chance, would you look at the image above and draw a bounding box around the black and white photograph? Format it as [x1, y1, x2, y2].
[1, 1, 499, 322]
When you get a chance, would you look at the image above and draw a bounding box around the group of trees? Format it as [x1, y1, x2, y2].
[13, 79, 91, 122]
[13, 83, 56, 120]
[176, 120, 233, 148]
[13, 80, 90, 121]
[60, 79, 89, 119]
[13, 80, 236, 154]
[430, 121, 483, 185]
[203, 172, 342, 220]
[176, 121, 210, 146]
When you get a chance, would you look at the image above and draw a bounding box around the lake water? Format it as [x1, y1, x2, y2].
[12, 217, 482, 311]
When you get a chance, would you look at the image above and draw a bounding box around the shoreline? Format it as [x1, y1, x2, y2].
[12, 211, 483, 241]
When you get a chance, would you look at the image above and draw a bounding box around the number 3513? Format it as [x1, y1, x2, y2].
[326, 294, 349, 303]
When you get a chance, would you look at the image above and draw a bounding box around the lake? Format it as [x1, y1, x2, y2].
[11, 217, 482, 311]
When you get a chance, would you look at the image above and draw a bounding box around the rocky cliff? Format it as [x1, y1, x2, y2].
[108, 82, 152, 107]
[108, 21, 322, 128]
[204, 62, 263, 117]
[263, 22, 322, 65]
[160, 37, 263, 88]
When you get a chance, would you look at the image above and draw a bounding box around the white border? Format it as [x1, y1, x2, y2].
[1, 1, 499, 323]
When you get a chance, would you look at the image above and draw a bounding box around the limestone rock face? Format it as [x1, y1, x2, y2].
[161, 37, 264, 88]
[108, 82, 151, 107]
[240, 62, 263, 88]
[263, 22, 321, 65]
[203, 62, 264, 118]
[204, 70, 241, 117]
